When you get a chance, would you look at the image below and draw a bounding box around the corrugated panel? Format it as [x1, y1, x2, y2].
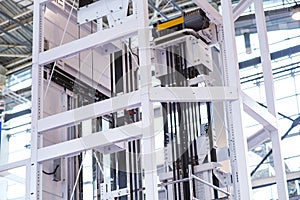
[0, 0, 32, 67]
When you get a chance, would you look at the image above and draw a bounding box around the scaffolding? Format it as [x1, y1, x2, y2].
[0, 0, 289, 199]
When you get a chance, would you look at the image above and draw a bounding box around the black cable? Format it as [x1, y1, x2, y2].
[43, 165, 60, 175]
[257, 102, 294, 122]
[251, 115, 300, 176]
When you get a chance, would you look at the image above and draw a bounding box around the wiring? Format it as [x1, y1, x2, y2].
[70, 152, 86, 200]
[93, 151, 104, 176]
[44, 0, 77, 99]
[257, 102, 294, 122]
[43, 164, 60, 175]
[123, 40, 140, 68]
[251, 115, 300, 176]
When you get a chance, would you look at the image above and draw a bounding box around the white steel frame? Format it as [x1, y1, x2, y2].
[0, 0, 288, 199]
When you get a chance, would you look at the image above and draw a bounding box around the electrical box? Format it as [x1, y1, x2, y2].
[154, 33, 212, 78]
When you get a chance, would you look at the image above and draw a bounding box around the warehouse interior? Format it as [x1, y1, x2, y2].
[0, 0, 300, 199]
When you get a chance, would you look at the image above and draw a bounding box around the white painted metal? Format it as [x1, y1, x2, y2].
[0, 53, 30, 58]
[39, 17, 138, 65]
[37, 122, 143, 162]
[252, 170, 300, 189]
[233, 0, 253, 21]
[220, 0, 252, 198]
[192, 0, 222, 25]
[0, 159, 30, 172]
[38, 90, 141, 132]
[253, 0, 289, 198]
[137, 0, 159, 199]
[26, 162, 31, 199]
[27, 0, 289, 199]
[242, 92, 277, 131]
[150, 87, 238, 102]
[77, 0, 131, 26]
[155, 34, 213, 72]
[30, 0, 44, 199]
[39, 0, 52, 5]
[247, 128, 269, 151]
[189, 165, 194, 200]
[82, 120, 94, 200]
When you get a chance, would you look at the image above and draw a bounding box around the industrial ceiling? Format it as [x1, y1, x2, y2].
[0, 0, 33, 71]
[0, 0, 299, 73]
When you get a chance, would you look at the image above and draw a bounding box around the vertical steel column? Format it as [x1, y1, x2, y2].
[220, 0, 252, 199]
[30, 0, 43, 199]
[136, 0, 159, 199]
[26, 162, 31, 198]
[82, 120, 94, 200]
[188, 165, 194, 200]
[254, 0, 289, 199]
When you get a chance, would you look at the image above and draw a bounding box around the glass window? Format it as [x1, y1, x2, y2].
[0, 166, 26, 200]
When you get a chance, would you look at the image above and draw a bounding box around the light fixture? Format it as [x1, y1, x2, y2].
[292, 4, 300, 20]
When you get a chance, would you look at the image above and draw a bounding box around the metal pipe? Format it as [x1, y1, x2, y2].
[0, 10, 32, 27]
[161, 177, 190, 186]
[0, 44, 27, 48]
[6, 62, 31, 75]
[148, 0, 169, 20]
[254, 0, 288, 198]
[0, 53, 30, 58]
[188, 165, 194, 200]
[169, 0, 183, 12]
[192, 175, 231, 196]
[5, 56, 32, 69]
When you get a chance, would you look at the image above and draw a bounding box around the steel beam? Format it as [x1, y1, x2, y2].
[0, 172, 26, 184]
[137, 0, 159, 199]
[0, 159, 30, 172]
[192, 0, 222, 25]
[169, 0, 184, 12]
[6, 62, 32, 75]
[30, 1, 44, 199]
[148, 0, 169, 20]
[149, 87, 238, 102]
[38, 18, 138, 65]
[239, 44, 300, 69]
[242, 92, 277, 131]
[252, 170, 300, 189]
[220, 0, 252, 198]
[0, 53, 30, 58]
[233, 0, 253, 21]
[38, 90, 141, 132]
[0, 9, 32, 33]
[0, 17, 33, 38]
[0, 10, 32, 27]
[37, 122, 142, 162]
[247, 128, 269, 151]
[39, 0, 51, 5]
[0, 26, 31, 49]
[0, 44, 27, 48]
[254, 0, 288, 198]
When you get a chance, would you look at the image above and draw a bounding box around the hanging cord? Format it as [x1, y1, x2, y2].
[257, 102, 294, 121]
[44, 0, 77, 99]
[93, 151, 104, 176]
[122, 40, 140, 67]
[251, 115, 300, 176]
[70, 151, 86, 200]
[43, 164, 60, 175]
